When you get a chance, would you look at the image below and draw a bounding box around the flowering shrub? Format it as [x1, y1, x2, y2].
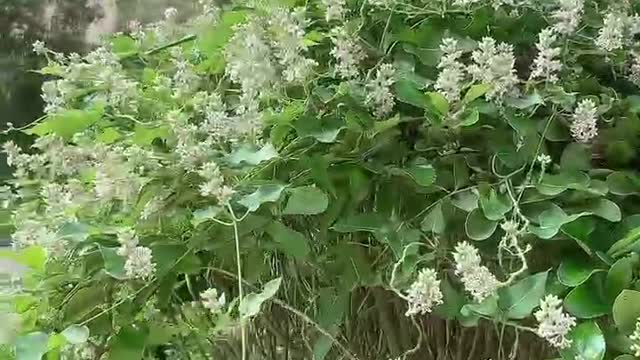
[3, 0, 640, 359]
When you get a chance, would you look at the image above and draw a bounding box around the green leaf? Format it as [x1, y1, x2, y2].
[265, 222, 310, 259]
[282, 186, 328, 215]
[560, 143, 591, 171]
[451, 190, 478, 212]
[536, 172, 590, 196]
[0, 313, 20, 345]
[96, 127, 122, 144]
[558, 257, 604, 287]
[505, 92, 544, 109]
[607, 172, 640, 196]
[15, 332, 49, 360]
[107, 326, 147, 360]
[132, 124, 169, 145]
[405, 163, 436, 187]
[151, 245, 201, 275]
[461, 295, 498, 317]
[498, 271, 548, 319]
[465, 208, 498, 241]
[294, 116, 345, 143]
[455, 109, 479, 128]
[606, 257, 635, 303]
[110, 35, 138, 57]
[426, 92, 449, 115]
[421, 203, 445, 234]
[608, 227, 640, 258]
[99, 246, 127, 280]
[28, 107, 103, 140]
[331, 213, 388, 233]
[560, 322, 605, 360]
[197, 11, 247, 56]
[613, 290, 640, 334]
[239, 184, 286, 212]
[61, 325, 90, 344]
[586, 199, 622, 222]
[564, 277, 609, 319]
[394, 79, 428, 109]
[463, 84, 491, 104]
[479, 189, 512, 221]
[191, 206, 223, 227]
[227, 144, 279, 166]
[239, 277, 282, 319]
[434, 277, 465, 320]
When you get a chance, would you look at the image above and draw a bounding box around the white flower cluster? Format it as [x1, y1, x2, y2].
[534, 295, 576, 349]
[94, 153, 143, 204]
[630, 317, 640, 356]
[322, 0, 346, 22]
[452, 242, 501, 302]
[530, 28, 562, 83]
[197, 162, 235, 205]
[435, 38, 466, 102]
[596, 12, 627, 52]
[569, 99, 598, 143]
[551, 0, 584, 35]
[11, 220, 64, 256]
[468, 37, 519, 102]
[365, 64, 396, 118]
[117, 229, 155, 280]
[330, 27, 366, 79]
[268, 8, 318, 83]
[226, 20, 278, 113]
[201, 288, 226, 315]
[404, 268, 444, 316]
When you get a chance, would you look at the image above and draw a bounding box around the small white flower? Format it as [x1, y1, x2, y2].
[534, 295, 576, 349]
[164, 7, 178, 21]
[435, 38, 466, 102]
[366, 64, 396, 118]
[330, 27, 366, 79]
[32, 40, 47, 55]
[629, 318, 640, 356]
[530, 28, 562, 83]
[404, 268, 443, 316]
[569, 99, 598, 143]
[322, 0, 347, 22]
[201, 288, 226, 314]
[452, 242, 501, 302]
[596, 12, 626, 52]
[116, 228, 139, 256]
[467, 37, 519, 102]
[537, 154, 552, 166]
[124, 246, 156, 280]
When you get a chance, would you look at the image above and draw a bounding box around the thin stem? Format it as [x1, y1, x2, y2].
[228, 204, 247, 360]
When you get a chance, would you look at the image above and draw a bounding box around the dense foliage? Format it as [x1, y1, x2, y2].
[3, 0, 640, 359]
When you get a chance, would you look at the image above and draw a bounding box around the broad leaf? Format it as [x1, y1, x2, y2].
[283, 186, 329, 215]
[107, 326, 148, 360]
[421, 203, 445, 234]
[15, 332, 49, 360]
[557, 257, 604, 287]
[613, 290, 640, 334]
[227, 144, 279, 166]
[61, 325, 90, 344]
[465, 208, 498, 241]
[239, 184, 286, 212]
[28, 107, 103, 140]
[498, 271, 548, 319]
[479, 189, 512, 221]
[265, 222, 310, 259]
[564, 277, 609, 319]
[560, 322, 605, 360]
[606, 257, 635, 303]
[191, 206, 223, 227]
[239, 277, 283, 319]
